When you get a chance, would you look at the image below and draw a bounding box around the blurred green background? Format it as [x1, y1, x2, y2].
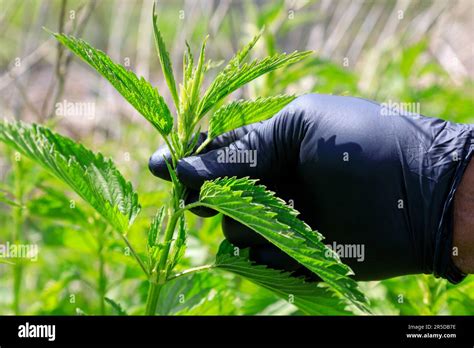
[0, 0, 473, 315]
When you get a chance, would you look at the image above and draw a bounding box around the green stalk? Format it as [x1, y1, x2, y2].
[12, 260, 23, 315]
[120, 234, 149, 277]
[12, 155, 24, 315]
[144, 44, 202, 314]
[145, 209, 180, 315]
[143, 122, 193, 315]
[144, 278, 161, 315]
[166, 264, 213, 282]
[194, 137, 211, 155]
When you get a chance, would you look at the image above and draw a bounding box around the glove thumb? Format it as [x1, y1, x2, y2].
[176, 133, 264, 190]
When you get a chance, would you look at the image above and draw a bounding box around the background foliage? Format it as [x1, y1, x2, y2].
[0, 0, 473, 315]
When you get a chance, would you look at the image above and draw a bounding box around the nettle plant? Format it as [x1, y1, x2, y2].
[0, 7, 369, 315]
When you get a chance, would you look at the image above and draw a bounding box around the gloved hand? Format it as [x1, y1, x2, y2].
[149, 94, 473, 283]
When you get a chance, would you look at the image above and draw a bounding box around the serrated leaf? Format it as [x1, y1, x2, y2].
[189, 37, 207, 112]
[153, 4, 179, 109]
[147, 206, 165, 248]
[197, 50, 312, 118]
[183, 42, 194, 83]
[241, 288, 283, 315]
[227, 28, 264, 69]
[53, 33, 173, 135]
[157, 272, 228, 315]
[208, 95, 296, 139]
[215, 241, 352, 315]
[167, 215, 187, 273]
[197, 177, 369, 312]
[28, 186, 88, 225]
[0, 121, 140, 233]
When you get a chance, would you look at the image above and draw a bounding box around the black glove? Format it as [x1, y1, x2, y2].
[149, 94, 473, 283]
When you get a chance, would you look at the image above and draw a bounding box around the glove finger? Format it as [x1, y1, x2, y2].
[149, 122, 263, 181]
[148, 143, 173, 181]
[177, 130, 265, 190]
[148, 132, 207, 181]
[150, 98, 296, 182]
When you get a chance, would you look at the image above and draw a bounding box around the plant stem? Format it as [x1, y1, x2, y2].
[98, 252, 106, 314]
[97, 227, 107, 315]
[172, 201, 204, 217]
[12, 260, 23, 315]
[162, 135, 177, 166]
[156, 211, 180, 273]
[166, 264, 214, 282]
[144, 113, 199, 315]
[144, 280, 161, 315]
[144, 208, 180, 315]
[194, 137, 211, 155]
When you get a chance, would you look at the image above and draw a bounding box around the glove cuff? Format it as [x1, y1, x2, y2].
[433, 125, 473, 284]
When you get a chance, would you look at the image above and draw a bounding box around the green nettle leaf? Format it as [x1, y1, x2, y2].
[157, 272, 228, 315]
[53, 33, 173, 136]
[227, 28, 264, 71]
[208, 95, 296, 139]
[183, 42, 194, 86]
[180, 37, 208, 136]
[167, 216, 187, 273]
[147, 207, 166, 272]
[147, 206, 166, 249]
[189, 38, 207, 112]
[75, 308, 87, 315]
[152, 5, 179, 109]
[215, 241, 352, 315]
[0, 121, 140, 233]
[197, 50, 312, 118]
[197, 177, 369, 312]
